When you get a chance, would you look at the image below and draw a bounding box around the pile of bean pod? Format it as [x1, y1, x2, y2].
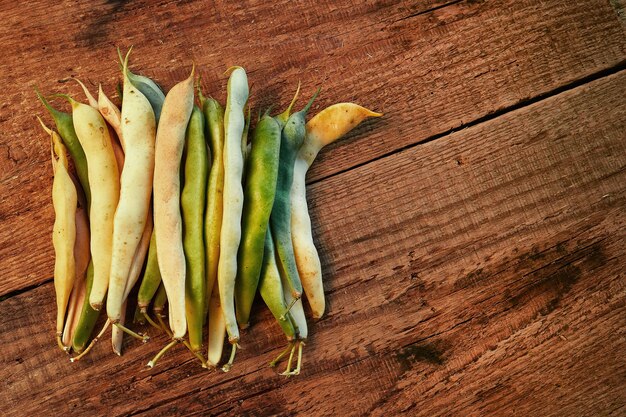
[39, 49, 381, 375]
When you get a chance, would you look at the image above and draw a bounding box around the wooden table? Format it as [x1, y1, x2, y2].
[1, 1, 625, 415]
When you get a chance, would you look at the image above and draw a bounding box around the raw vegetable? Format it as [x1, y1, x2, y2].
[106, 51, 156, 324]
[201, 96, 225, 311]
[153, 68, 195, 340]
[42, 120, 77, 351]
[235, 113, 281, 327]
[71, 263, 98, 354]
[66, 95, 120, 311]
[217, 66, 249, 371]
[292, 103, 382, 318]
[181, 106, 209, 353]
[270, 88, 319, 306]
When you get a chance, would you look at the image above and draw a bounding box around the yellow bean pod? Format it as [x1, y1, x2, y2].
[69, 97, 120, 310]
[291, 104, 381, 318]
[44, 120, 78, 350]
[153, 69, 195, 339]
[107, 53, 156, 324]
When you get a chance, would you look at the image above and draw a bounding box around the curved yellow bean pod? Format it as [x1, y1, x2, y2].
[69, 98, 120, 310]
[43, 120, 78, 350]
[153, 69, 195, 339]
[291, 104, 381, 318]
[107, 53, 156, 323]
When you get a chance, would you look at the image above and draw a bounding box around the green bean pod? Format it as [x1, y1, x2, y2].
[235, 114, 281, 327]
[182, 106, 209, 352]
[36, 91, 91, 207]
[270, 89, 320, 301]
[72, 263, 101, 353]
[202, 97, 225, 312]
[259, 227, 296, 340]
[137, 230, 162, 311]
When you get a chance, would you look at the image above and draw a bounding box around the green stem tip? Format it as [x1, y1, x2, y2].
[221, 343, 239, 372]
[114, 322, 149, 343]
[147, 339, 178, 369]
[301, 86, 321, 115]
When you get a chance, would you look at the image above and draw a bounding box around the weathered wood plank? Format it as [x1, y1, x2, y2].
[1, 68, 624, 416]
[1, 0, 625, 296]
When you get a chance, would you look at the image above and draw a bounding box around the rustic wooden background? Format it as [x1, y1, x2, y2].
[1, 0, 625, 415]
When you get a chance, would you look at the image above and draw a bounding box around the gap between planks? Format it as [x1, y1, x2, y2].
[309, 59, 626, 186]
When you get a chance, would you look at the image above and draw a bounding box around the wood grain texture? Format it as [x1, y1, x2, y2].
[1, 57, 624, 416]
[1, 0, 626, 296]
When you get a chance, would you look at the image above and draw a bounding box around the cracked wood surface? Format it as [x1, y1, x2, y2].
[1, 0, 625, 416]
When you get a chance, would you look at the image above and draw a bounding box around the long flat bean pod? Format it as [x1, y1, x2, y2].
[153, 69, 195, 339]
[39, 95, 103, 354]
[235, 114, 281, 327]
[292, 103, 382, 318]
[75, 78, 150, 346]
[123, 54, 166, 314]
[270, 89, 319, 303]
[107, 53, 157, 323]
[67, 96, 120, 310]
[182, 106, 208, 352]
[217, 66, 249, 369]
[202, 97, 225, 311]
[46, 123, 77, 350]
